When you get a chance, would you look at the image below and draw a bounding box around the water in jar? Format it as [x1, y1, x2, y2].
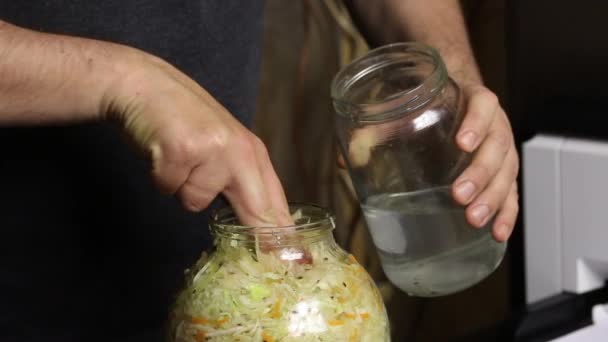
[362, 186, 506, 297]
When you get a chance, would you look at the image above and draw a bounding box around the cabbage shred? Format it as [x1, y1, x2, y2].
[170, 240, 390, 341]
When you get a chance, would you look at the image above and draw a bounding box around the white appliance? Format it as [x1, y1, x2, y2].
[523, 135, 608, 340]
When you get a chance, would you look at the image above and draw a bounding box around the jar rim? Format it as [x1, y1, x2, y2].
[209, 203, 335, 240]
[331, 42, 447, 122]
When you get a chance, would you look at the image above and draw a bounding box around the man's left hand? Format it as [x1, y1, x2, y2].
[451, 83, 519, 242]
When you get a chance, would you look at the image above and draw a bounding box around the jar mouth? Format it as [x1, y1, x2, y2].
[331, 42, 447, 122]
[210, 203, 335, 240]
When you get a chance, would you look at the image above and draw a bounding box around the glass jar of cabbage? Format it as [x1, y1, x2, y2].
[169, 204, 390, 341]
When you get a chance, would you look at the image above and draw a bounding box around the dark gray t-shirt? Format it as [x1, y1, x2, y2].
[0, 1, 264, 341]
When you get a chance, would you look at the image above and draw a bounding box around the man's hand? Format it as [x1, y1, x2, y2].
[452, 84, 518, 242]
[0, 20, 292, 227]
[104, 52, 293, 227]
[100, 52, 290, 226]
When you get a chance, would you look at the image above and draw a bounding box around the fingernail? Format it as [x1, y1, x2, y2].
[459, 131, 478, 150]
[471, 205, 490, 226]
[455, 181, 476, 203]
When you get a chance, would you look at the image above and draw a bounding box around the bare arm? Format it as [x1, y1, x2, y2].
[348, 0, 519, 242]
[0, 20, 131, 124]
[348, 0, 481, 84]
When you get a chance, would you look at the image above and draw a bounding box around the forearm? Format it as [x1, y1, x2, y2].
[349, 0, 482, 85]
[0, 20, 130, 125]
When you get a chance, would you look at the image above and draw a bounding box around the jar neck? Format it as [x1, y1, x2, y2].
[331, 42, 447, 123]
[210, 204, 337, 250]
[213, 229, 336, 251]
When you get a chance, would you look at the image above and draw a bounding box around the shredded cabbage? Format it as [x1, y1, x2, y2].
[170, 242, 390, 341]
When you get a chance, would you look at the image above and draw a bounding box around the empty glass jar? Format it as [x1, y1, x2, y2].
[332, 42, 506, 297]
[169, 204, 390, 341]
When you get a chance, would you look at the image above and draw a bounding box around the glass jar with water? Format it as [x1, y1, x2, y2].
[331, 42, 506, 297]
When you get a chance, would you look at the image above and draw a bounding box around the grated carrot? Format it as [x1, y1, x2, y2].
[328, 319, 345, 326]
[194, 330, 207, 342]
[349, 328, 360, 342]
[191, 317, 209, 325]
[271, 296, 283, 318]
[343, 312, 356, 319]
[262, 331, 274, 342]
[348, 254, 357, 264]
[360, 312, 370, 320]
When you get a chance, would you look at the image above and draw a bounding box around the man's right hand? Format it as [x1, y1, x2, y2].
[103, 51, 293, 227]
[0, 20, 292, 227]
